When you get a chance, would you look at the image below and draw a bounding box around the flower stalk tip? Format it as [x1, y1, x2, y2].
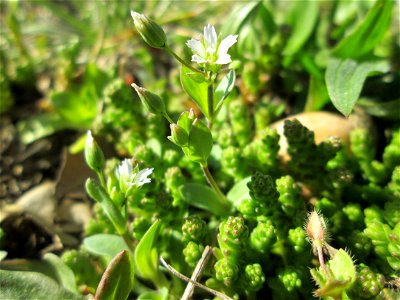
[85, 130, 105, 173]
[130, 11, 167, 48]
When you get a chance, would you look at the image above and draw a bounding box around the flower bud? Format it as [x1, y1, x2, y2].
[85, 130, 105, 173]
[168, 124, 189, 146]
[131, 83, 166, 115]
[131, 11, 167, 48]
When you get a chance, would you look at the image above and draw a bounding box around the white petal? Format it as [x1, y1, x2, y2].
[186, 38, 205, 57]
[191, 54, 207, 64]
[135, 168, 153, 186]
[215, 53, 232, 65]
[204, 24, 217, 50]
[218, 34, 238, 56]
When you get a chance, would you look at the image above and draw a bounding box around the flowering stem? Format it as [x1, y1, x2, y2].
[96, 171, 106, 189]
[202, 165, 229, 207]
[165, 45, 203, 74]
[316, 245, 327, 275]
[163, 112, 174, 124]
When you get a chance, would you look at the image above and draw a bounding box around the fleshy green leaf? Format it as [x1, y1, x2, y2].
[180, 65, 209, 118]
[326, 57, 389, 117]
[283, 0, 318, 56]
[332, 0, 394, 59]
[185, 119, 213, 166]
[180, 183, 230, 216]
[84, 234, 129, 258]
[214, 70, 236, 114]
[95, 250, 135, 300]
[0, 270, 83, 300]
[134, 220, 167, 287]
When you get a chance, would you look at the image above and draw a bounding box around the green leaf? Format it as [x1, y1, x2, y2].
[180, 65, 209, 118]
[0, 254, 77, 293]
[180, 183, 230, 216]
[326, 57, 389, 117]
[0, 270, 83, 300]
[221, 1, 260, 37]
[226, 176, 251, 207]
[358, 98, 400, 120]
[283, 0, 318, 56]
[134, 220, 166, 287]
[17, 113, 70, 144]
[51, 84, 98, 128]
[84, 234, 129, 258]
[332, 0, 394, 59]
[95, 250, 134, 300]
[311, 249, 356, 299]
[137, 287, 169, 300]
[185, 119, 213, 166]
[214, 70, 236, 114]
[43, 253, 77, 294]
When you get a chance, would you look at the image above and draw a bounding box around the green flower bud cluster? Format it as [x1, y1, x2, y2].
[249, 218, 277, 254]
[229, 99, 252, 147]
[350, 128, 386, 184]
[217, 216, 249, 263]
[342, 203, 364, 228]
[347, 230, 372, 259]
[243, 128, 280, 173]
[182, 215, 207, 243]
[277, 268, 302, 293]
[387, 166, 400, 198]
[382, 129, 400, 172]
[183, 241, 204, 267]
[288, 227, 308, 253]
[276, 175, 302, 216]
[284, 119, 346, 182]
[349, 264, 385, 298]
[215, 257, 239, 286]
[221, 146, 248, 181]
[364, 216, 400, 271]
[241, 263, 265, 292]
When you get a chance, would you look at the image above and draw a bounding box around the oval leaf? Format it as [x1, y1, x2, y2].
[134, 220, 166, 286]
[0, 270, 82, 300]
[180, 183, 230, 216]
[226, 176, 251, 207]
[180, 65, 209, 118]
[84, 234, 129, 258]
[186, 119, 213, 166]
[325, 57, 389, 117]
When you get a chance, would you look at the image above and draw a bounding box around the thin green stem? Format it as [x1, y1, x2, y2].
[97, 171, 107, 189]
[163, 112, 174, 124]
[202, 165, 229, 207]
[165, 45, 203, 74]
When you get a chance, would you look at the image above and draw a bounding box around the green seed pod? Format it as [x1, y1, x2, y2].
[131, 83, 166, 116]
[130, 11, 166, 48]
[85, 130, 105, 173]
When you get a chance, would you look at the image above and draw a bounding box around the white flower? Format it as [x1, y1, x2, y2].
[116, 158, 153, 195]
[186, 24, 238, 65]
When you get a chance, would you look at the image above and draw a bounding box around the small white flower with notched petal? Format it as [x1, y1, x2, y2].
[186, 24, 238, 66]
[116, 158, 153, 195]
